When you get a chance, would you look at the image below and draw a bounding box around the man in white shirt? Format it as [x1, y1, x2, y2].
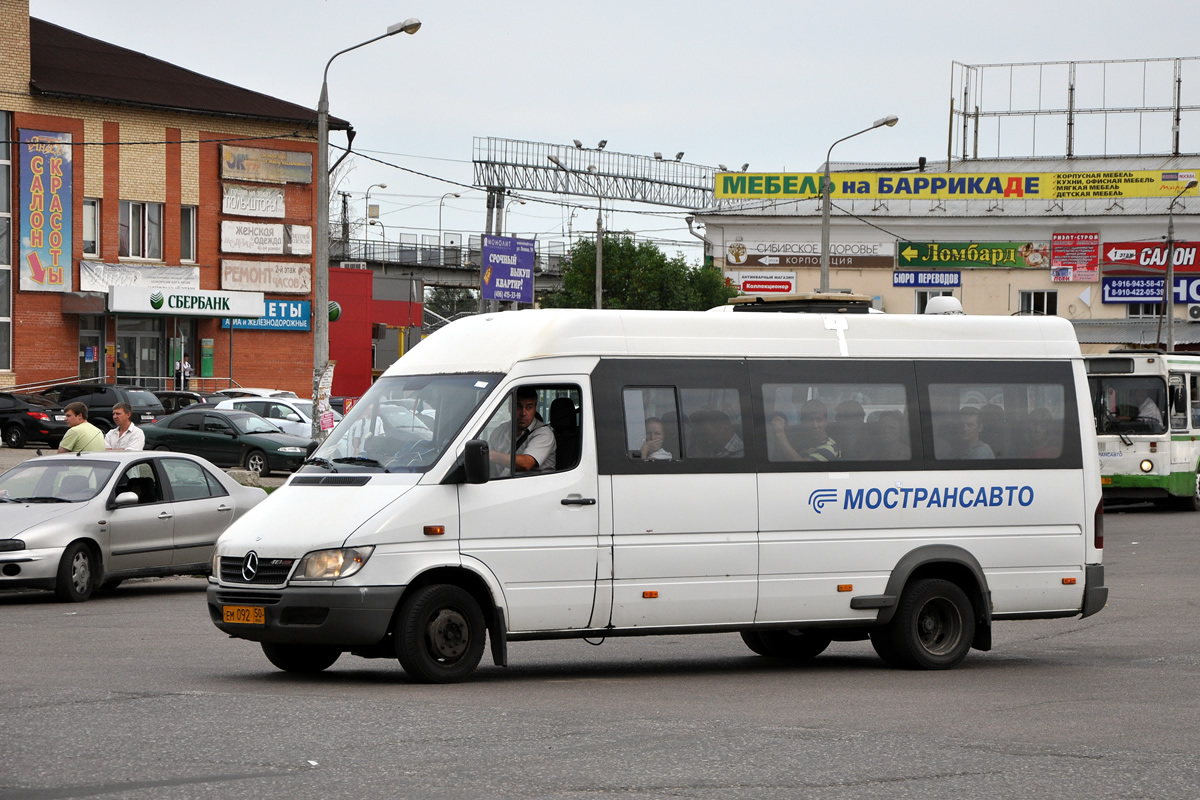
[104, 402, 146, 451]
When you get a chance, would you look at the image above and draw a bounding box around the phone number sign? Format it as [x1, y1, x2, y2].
[1102, 276, 1200, 303]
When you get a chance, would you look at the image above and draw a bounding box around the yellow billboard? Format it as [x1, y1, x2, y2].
[714, 170, 1199, 201]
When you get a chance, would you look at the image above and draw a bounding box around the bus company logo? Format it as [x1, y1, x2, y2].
[808, 489, 839, 514]
[149, 291, 164, 309]
[809, 484, 1036, 513]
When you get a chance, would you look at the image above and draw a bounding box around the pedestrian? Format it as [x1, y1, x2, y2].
[56, 402, 105, 453]
[176, 355, 193, 390]
[104, 402, 145, 451]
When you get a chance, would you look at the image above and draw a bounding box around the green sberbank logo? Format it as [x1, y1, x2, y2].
[150, 291, 164, 310]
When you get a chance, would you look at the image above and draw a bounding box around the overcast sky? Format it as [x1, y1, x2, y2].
[29, 0, 1200, 262]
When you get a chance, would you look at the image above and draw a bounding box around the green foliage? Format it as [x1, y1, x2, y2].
[540, 236, 736, 311]
[424, 286, 479, 320]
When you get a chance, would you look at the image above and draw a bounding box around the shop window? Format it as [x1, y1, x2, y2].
[1127, 302, 1163, 320]
[915, 290, 954, 314]
[119, 200, 163, 260]
[82, 198, 100, 257]
[180, 205, 197, 262]
[1019, 290, 1058, 316]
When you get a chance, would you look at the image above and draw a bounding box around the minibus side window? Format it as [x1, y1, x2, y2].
[761, 381, 911, 463]
[622, 387, 681, 461]
[680, 388, 744, 459]
[929, 382, 1066, 460]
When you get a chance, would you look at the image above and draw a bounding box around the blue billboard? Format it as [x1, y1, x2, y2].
[481, 235, 535, 304]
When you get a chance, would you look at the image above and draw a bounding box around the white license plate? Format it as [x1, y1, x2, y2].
[141, 413, 154, 421]
[54, 415, 66, 421]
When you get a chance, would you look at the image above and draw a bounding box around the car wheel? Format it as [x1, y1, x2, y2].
[54, 541, 96, 602]
[154, 445, 171, 452]
[261, 642, 341, 673]
[3, 424, 26, 449]
[395, 584, 486, 683]
[244, 449, 270, 477]
[740, 629, 832, 661]
[876, 578, 975, 670]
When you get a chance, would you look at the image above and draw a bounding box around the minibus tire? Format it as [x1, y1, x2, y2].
[740, 629, 832, 660]
[395, 584, 486, 683]
[882, 578, 975, 670]
[261, 642, 341, 673]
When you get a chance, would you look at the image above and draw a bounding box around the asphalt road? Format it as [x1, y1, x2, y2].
[1, 498, 1197, 799]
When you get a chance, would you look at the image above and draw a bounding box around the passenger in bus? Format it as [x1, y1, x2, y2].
[689, 409, 743, 458]
[1026, 408, 1060, 459]
[978, 404, 1008, 457]
[959, 406, 995, 459]
[767, 399, 840, 462]
[873, 410, 910, 460]
[831, 399, 866, 459]
[638, 416, 673, 460]
[489, 386, 556, 475]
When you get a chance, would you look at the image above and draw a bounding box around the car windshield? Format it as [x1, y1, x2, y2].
[290, 401, 342, 423]
[1088, 376, 1167, 435]
[307, 373, 500, 473]
[0, 460, 117, 503]
[232, 415, 285, 435]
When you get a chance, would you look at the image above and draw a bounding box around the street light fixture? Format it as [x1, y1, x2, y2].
[1162, 179, 1199, 353]
[819, 114, 898, 292]
[369, 219, 387, 259]
[313, 17, 421, 440]
[505, 199, 526, 235]
[547, 155, 603, 309]
[438, 192, 461, 264]
[365, 182, 387, 242]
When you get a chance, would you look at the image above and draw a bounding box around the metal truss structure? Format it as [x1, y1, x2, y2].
[473, 136, 722, 208]
[951, 57, 1200, 161]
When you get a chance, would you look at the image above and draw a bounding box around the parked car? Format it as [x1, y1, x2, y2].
[154, 390, 224, 416]
[37, 383, 165, 432]
[142, 407, 314, 476]
[215, 388, 298, 399]
[214, 397, 343, 437]
[0, 451, 267, 602]
[0, 392, 70, 449]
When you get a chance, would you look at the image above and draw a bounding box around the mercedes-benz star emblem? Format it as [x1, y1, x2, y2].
[242, 551, 259, 582]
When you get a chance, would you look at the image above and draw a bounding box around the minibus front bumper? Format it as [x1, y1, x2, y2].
[207, 584, 405, 645]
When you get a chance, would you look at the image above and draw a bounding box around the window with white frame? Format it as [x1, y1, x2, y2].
[1127, 302, 1163, 319]
[915, 290, 954, 314]
[82, 198, 100, 257]
[0, 109, 11, 371]
[180, 205, 197, 262]
[1019, 290, 1058, 316]
[119, 200, 163, 259]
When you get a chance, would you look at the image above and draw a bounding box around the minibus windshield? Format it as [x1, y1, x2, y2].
[1087, 375, 1167, 435]
[306, 373, 501, 473]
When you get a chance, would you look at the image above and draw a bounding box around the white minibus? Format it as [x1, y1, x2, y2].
[207, 309, 1107, 682]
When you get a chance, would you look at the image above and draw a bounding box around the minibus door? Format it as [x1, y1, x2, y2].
[458, 381, 602, 633]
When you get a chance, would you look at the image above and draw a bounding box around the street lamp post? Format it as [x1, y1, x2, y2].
[819, 115, 898, 292]
[370, 219, 387, 261]
[313, 18, 420, 441]
[365, 182, 386, 248]
[547, 154, 603, 309]
[505, 199, 526, 235]
[1162, 179, 1199, 354]
[437, 192, 460, 264]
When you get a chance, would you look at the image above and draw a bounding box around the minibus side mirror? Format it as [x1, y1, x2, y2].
[463, 439, 490, 484]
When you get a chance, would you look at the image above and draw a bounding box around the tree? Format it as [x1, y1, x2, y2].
[540, 236, 736, 311]
[424, 286, 479, 322]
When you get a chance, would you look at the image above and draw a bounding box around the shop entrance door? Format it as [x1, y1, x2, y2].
[116, 318, 165, 389]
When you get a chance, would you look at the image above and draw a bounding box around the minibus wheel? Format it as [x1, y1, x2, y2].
[740, 629, 832, 660]
[261, 642, 341, 673]
[395, 584, 486, 683]
[878, 578, 975, 670]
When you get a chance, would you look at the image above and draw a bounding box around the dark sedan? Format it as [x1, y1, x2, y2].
[142, 408, 314, 476]
[154, 390, 225, 416]
[0, 392, 70, 449]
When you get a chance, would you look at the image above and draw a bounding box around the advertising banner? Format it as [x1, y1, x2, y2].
[1101, 275, 1200, 304]
[221, 259, 311, 294]
[1051, 232, 1101, 282]
[318, 361, 337, 433]
[221, 300, 311, 331]
[109, 286, 265, 318]
[19, 129, 72, 292]
[220, 145, 312, 184]
[724, 270, 796, 294]
[80, 262, 200, 292]
[893, 270, 961, 288]
[725, 240, 892, 269]
[715, 170, 1200, 201]
[481, 235, 535, 303]
[221, 184, 286, 218]
[1101, 241, 1200, 274]
[898, 241, 1050, 269]
[220, 221, 312, 256]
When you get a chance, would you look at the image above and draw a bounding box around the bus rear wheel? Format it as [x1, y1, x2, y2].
[875, 578, 974, 670]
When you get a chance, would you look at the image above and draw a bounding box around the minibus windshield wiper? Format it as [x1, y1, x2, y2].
[331, 456, 386, 469]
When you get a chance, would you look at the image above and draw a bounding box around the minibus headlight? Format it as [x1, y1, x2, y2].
[1140, 459, 1154, 473]
[294, 547, 375, 580]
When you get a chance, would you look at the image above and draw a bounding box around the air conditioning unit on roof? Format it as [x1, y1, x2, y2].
[1188, 304, 1200, 322]
[340, 261, 367, 270]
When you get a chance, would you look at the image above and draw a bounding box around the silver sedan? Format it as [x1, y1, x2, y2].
[0, 451, 267, 602]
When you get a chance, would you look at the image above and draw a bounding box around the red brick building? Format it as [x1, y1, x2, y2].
[0, 0, 355, 397]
